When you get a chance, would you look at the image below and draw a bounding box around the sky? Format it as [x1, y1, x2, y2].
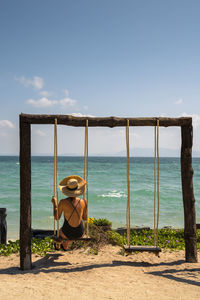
[1, 0, 200, 156]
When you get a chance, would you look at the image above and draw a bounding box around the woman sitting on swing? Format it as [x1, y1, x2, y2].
[51, 175, 87, 250]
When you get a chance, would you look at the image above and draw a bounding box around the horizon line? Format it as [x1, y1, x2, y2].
[1, 154, 200, 158]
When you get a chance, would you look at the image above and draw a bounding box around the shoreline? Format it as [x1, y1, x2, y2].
[7, 225, 200, 241]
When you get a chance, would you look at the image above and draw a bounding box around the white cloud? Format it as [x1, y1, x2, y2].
[181, 113, 200, 129]
[27, 88, 77, 108]
[27, 97, 58, 107]
[59, 90, 77, 107]
[0, 120, 14, 128]
[15, 76, 44, 90]
[21, 81, 81, 110]
[27, 96, 76, 108]
[27, 97, 77, 108]
[192, 115, 200, 129]
[60, 97, 76, 107]
[71, 113, 95, 117]
[174, 98, 183, 105]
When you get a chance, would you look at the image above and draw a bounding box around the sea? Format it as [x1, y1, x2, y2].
[0, 156, 200, 240]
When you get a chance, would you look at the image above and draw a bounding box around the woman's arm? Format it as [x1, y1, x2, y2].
[82, 199, 88, 221]
[51, 196, 63, 220]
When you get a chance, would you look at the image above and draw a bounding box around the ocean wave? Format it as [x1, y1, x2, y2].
[100, 191, 125, 198]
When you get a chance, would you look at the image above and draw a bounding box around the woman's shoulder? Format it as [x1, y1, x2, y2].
[80, 198, 87, 207]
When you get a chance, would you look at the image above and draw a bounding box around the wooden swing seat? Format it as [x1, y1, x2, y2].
[124, 245, 161, 253]
[51, 235, 92, 244]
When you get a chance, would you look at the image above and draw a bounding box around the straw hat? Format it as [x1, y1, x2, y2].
[59, 175, 86, 197]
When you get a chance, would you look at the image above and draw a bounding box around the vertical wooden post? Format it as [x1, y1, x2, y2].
[0, 208, 7, 244]
[181, 124, 197, 262]
[20, 116, 32, 270]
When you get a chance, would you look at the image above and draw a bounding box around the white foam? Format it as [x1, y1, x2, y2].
[100, 191, 125, 198]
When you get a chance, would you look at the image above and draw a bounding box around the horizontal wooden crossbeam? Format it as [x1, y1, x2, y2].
[20, 114, 192, 127]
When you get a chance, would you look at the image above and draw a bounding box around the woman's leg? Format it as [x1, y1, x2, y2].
[59, 229, 73, 250]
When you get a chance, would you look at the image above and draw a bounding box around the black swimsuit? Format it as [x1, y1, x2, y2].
[61, 199, 84, 240]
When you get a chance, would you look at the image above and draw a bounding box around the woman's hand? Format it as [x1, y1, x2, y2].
[51, 196, 57, 206]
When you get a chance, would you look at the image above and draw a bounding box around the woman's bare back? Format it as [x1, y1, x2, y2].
[59, 197, 87, 227]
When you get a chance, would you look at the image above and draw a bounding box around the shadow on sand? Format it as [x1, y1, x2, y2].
[0, 253, 199, 287]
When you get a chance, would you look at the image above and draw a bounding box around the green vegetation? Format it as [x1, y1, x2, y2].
[0, 237, 54, 257]
[92, 218, 112, 226]
[0, 220, 200, 257]
[128, 229, 190, 250]
[31, 237, 55, 255]
[106, 230, 124, 247]
[0, 240, 20, 256]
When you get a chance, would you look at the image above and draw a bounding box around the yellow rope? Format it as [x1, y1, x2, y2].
[156, 119, 160, 247]
[84, 120, 89, 237]
[54, 118, 59, 237]
[84, 123, 87, 198]
[154, 119, 159, 247]
[126, 119, 130, 247]
[154, 124, 157, 246]
[53, 120, 56, 235]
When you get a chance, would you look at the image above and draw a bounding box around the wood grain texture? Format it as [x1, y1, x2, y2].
[20, 114, 192, 127]
[181, 125, 197, 262]
[20, 116, 32, 270]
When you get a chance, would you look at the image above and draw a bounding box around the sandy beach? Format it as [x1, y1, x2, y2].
[0, 246, 199, 300]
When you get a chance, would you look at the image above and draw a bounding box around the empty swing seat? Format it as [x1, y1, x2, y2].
[124, 245, 161, 253]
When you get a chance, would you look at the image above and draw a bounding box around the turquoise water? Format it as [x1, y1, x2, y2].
[0, 156, 200, 240]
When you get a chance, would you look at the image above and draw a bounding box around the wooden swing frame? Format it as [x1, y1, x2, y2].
[20, 114, 197, 270]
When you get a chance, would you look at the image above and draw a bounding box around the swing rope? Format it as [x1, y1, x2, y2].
[126, 119, 130, 247]
[154, 119, 159, 247]
[54, 118, 59, 237]
[125, 118, 160, 250]
[52, 119, 90, 243]
[84, 120, 89, 237]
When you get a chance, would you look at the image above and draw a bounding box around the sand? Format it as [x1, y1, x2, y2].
[0, 246, 200, 300]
